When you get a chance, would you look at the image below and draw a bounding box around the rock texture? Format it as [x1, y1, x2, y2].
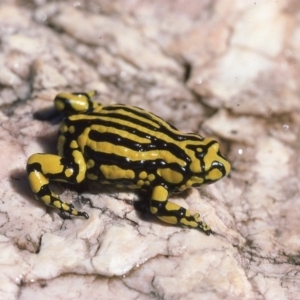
[0, 1, 300, 299]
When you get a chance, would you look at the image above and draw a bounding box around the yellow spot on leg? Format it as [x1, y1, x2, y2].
[71, 210, 79, 216]
[62, 203, 70, 211]
[53, 200, 62, 209]
[41, 195, 51, 205]
[157, 216, 177, 225]
[180, 218, 198, 228]
[28, 171, 49, 194]
[157, 168, 183, 184]
[150, 206, 158, 214]
[152, 186, 168, 202]
[165, 201, 183, 212]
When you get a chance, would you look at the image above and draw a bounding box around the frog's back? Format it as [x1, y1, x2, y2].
[68, 104, 191, 185]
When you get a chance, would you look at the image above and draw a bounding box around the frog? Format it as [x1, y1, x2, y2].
[27, 91, 230, 235]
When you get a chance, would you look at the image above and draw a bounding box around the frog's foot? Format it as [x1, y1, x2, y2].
[58, 202, 89, 219]
[176, 212, 212, 235]
[150, 186, 212, 235]
[192, 213, 212, 236]
[41, 194, 89, 219]
[27, 151, 88, 219]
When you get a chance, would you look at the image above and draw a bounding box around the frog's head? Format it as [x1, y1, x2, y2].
[186, 138, 230, 187]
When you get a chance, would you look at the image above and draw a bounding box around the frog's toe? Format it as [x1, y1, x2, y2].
[60, 210, 72, 219]
[78, 211, 89, 219]
[197, 220, 212, 235]
[193, 213, 200, 221]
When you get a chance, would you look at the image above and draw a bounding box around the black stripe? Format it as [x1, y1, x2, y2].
[88, 110, 160, 131]
[88, 104, 189, 137]
[68, 116, 167, 144]
[101, 105, 155, 121]
[70, 110, 204, 143]
[186, 139, 217, 154]
[85, 146, 188, 178]
[102, 105, 180, 131]
[88, 129, 191, 163]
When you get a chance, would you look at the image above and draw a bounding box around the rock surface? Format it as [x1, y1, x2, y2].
[0, 1, 300, 299]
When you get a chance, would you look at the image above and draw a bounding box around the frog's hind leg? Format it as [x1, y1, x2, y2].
[26, 153, 89, 218]
[150, 185, 212, 235]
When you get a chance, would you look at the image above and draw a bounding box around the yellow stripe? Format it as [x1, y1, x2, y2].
[87, 141, 187, 166]
[90, 124, 151, 144]
[152, 186, 168, 201]
[98, 116, 215, 162]
[100, 164, 135, 180]
[102, 106, 161, 129]
[69, 112, 180, 146]
[91, 116, 210, 161]
[157, 168, 183, 184]
[109, 104, 182, 134]
[142, 110, 179, 133]
[157, 216, 177, 224]
[69, 108, 159, 130]
[71, 113, 165, 142]
[71, 102, 181, 135]
[28, 154, 64, 175]
[77, 127, 90, 151]
[28, 171, 49, 193]
[71, 110, 212, 154]
[72, 150, 86, 182]
[98, 115, 180, 145]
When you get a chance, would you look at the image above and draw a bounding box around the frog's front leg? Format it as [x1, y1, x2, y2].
[150, 185, 212, 235]
[26, 150, 89, 218]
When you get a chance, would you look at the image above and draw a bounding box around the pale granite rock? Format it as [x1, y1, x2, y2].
[0, 1, 300, 300]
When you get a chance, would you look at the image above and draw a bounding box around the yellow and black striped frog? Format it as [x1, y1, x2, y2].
[27, 91, 230, 235]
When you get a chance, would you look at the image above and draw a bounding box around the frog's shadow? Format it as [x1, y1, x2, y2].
[10, 128, 61, 208]
[34, 127, 59, 154]
[10, 168, 44, 209]
[34, 106, 64, 154]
